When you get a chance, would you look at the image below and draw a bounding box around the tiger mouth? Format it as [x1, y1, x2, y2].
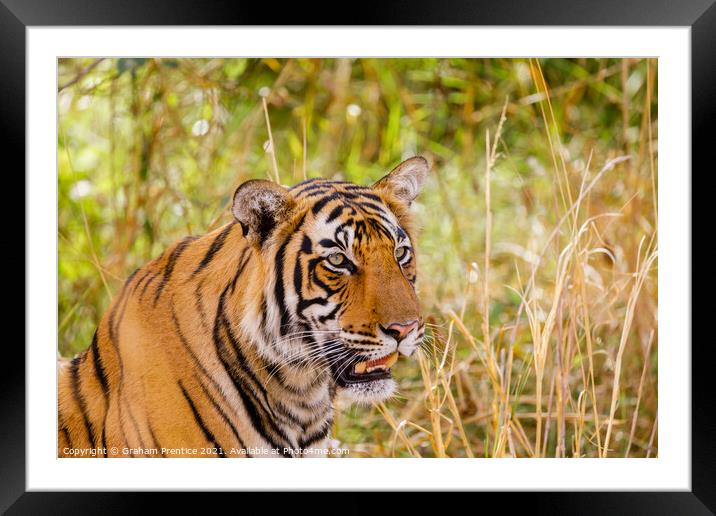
[335, 352, 399, 386]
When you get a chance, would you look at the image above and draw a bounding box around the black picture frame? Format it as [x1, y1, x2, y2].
[4, 0, 710, 512]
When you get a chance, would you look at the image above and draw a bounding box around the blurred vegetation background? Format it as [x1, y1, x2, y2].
[58, 57, 657, 458]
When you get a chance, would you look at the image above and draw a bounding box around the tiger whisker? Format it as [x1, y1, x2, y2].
[263, 343, 345, 375]
[262, 340, 346, 382]
[310, 351, 353, 387]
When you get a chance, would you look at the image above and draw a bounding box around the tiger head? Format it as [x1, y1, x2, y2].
[233, 157, 428, 403]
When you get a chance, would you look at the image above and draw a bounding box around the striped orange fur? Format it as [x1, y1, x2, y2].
[58, 157, 429, 458]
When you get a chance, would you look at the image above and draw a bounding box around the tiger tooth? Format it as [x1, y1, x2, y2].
[353, 352, 399, 375]
[384, 352, 399, 368]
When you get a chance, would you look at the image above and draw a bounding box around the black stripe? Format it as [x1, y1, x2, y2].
[90, 336, 110, 452]
[318, 238, 341, 249]
[213, 289, 293, 455]
[59, 413, 74, 451]
[295, 184, 331, 196]
[325, 205, 352, 224]
[70, 355, 96, 447]
[127, 268, 141, 282]
[302, 189, 342, 199]
[273, 215, 306, 335]
[108, 280, 144, 449]
[273, 241, 291, 336]
[147, 422, 166, 457]
[61, 426, 72, 450]
[197, 378, 248, 454]
[288, 178, 321, 192]
[154, 236, 196, 306]
[104, 281, 134, 454]
[367, 217, 395, 242]
[194, 278, 210, 332]
[101, 427, 107, 457]
[132, 268, 154, 293]
[90, 332, 109, 398]
[259, 293, 269, 341]
[292, 236, 315, 323]
[317, 304, 341, 324]
[356, 199, 393, 214]
[220, 306, 274, 417]
[191, 223, 235, 278]
[292, 392, 331, 412]
[297, 295, 328, 318]
[178, 380, 225, 457]
[227, 375, 292, 457]
[291, 179, 351, 196]
[293, 251, 305, 314]
[299, 419, 333, 449]
[360, 205, 396, 228]
[300, 235, 312, 254]
[108, 275, 136, 346]
[352, 219, 367, 244]
[123, 398, 147, 450]
[138, 271, 159, 300]
[306, 256, 338, 296]
[339, 190, 383, 202]
[121, 267, 141, 291]
[311, 192, 341, 215]
[274, 400, 310, 430]
[170, 298, 237, 413]
[229, 248, 251, 294]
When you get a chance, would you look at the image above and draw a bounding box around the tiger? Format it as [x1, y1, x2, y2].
[58, 156, 428, 458]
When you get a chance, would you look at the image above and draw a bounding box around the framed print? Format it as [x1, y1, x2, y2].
[4, 0, 711, 512]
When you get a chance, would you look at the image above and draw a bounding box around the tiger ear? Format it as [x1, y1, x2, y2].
[373, 156, 429, 204]
[231, 179, 294, 246]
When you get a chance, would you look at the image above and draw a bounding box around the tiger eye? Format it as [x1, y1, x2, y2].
[327, 253, 346, 266]
[395, 246, 408, 260]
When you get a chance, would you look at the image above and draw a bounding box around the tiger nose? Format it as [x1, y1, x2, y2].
[380, 320, 419, 343]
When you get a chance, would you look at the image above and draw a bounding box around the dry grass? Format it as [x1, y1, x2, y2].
[347, 152, 657, 457]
